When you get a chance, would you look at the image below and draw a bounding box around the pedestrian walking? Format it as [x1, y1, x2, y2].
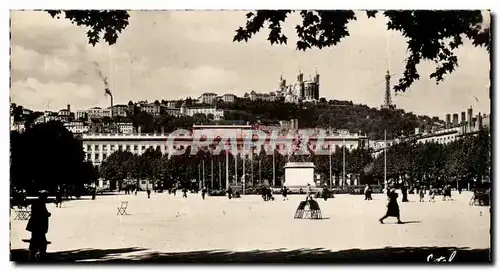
[379, 189, 403, 224]
[182, 188, 188, 198]
[429, 188, 435, 203]
[26, 191, 51, 260]
[147, 189, 151, 199]
[227, 186, 233, 200]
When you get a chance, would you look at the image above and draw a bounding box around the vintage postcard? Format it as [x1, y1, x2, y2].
[9, 9, 491, 263]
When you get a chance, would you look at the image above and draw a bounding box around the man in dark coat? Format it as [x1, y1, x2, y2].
[379, 189, 403, 224]
[322, 184, 329, 201]
[261, 186, 267, 201]
[282, 186, 288, 201]
[147, 188, 151, 199]
[182, 188, 188, 198]
[201, 187, 207, 200]
[26, 191, 51, 260]
[364, 185, 373, 200]
[227, 187, 233, 200]
[401, 184, 409, 202]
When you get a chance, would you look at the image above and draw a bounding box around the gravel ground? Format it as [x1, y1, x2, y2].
[10, 191, 490, 262]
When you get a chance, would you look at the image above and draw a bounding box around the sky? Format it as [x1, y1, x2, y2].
[10, 10, 491, 119]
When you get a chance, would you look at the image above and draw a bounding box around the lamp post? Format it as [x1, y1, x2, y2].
[329, 145, 332, 187]
[343, 138, 346, 187]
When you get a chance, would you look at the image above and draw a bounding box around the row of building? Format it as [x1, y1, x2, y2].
[82, 124, 368, 166]
[195, 71, 321, 105]
[370, 107, 490, 156]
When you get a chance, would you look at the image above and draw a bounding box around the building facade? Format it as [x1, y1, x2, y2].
[87, 107, 112, 119]
[138, 103, 161, 116]
[82, 126, 369, 166]
[199, 93, 218, 105]
[111, 104, 129, 117]
[222, 94, 237, 103]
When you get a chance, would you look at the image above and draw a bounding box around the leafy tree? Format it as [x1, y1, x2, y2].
[46, 10, 130, 46]
[10, 121, 91, 194]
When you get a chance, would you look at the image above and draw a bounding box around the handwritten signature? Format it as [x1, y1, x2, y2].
[427, 250, 456, 262]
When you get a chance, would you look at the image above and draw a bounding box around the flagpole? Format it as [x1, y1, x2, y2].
[251, 149, 254, 187]
[272, 149, 276, 187]
[384, 130, 387, 190]
[235, 153, 238, 186]
[202, 158, 205, 188]
[243, 153, 246, 194]
[211, 156, 214, 189]
[218, 158, 221, 189]
[225, 150, 229, 189]
[329, 145, 332, 187]
[343, 138, 346, 187]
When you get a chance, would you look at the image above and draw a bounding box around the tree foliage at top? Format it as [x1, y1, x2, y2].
[46, 10, 130, 46]
[233, 10, 491, 92]
[44, 10, 490, 92]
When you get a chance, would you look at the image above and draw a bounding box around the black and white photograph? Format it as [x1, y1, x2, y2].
[6, 3, 493, 264]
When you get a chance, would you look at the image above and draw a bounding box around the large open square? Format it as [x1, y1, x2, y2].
[10, 191, 490, 263]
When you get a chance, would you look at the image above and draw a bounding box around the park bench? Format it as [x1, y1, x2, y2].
[13, 206, 31, 220]
[116, 201, 129, 215]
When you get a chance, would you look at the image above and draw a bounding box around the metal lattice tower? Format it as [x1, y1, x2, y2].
[382, 70, 392, 109]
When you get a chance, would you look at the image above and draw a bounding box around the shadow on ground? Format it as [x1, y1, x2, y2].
[10, 246, 491, 264]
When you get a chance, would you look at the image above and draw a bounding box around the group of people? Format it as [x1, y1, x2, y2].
[261, 186, 274, 201]
[417, 185, 453, 203]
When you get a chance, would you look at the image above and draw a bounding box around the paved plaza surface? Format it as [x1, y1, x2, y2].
[10, 191, 490, 263]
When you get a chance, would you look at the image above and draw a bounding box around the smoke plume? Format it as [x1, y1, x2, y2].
[93, 61, 112, 98]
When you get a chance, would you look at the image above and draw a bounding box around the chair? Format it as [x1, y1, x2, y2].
[14, 206, 31, 220]
[116, 201, 129, 215]
[294, 199, 322, 219]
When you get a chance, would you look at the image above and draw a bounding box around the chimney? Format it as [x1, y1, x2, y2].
[452, 113, 459, 127]
[461, 112, 466, 124]
[445, 114, 451, 128]
[467, 107, 473, 129]
[477, 113, 483, 131]
[67, 104, 71, 112]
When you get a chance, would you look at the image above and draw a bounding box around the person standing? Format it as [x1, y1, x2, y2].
[26, 191, 51, 260]
[282, 186, 288, 201]
[305, 183, 313, 201]
[379, 189, 403, 224]
[364, 185, 372, 200]
[55, 188, 63, 208]
[429, 188, 435, 203]
[419, 187, 425, 202]
[401, 184, 409, 202]
[147, 188, 151, 199]
[201, 187, 207, 200]
[442, 185, 452, 201]
[182, 187, 188, 198]
[227, 186, 233, 200]
[322, 184, 329, 201]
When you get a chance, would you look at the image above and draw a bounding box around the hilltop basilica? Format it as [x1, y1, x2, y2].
[274, 71, 320, 104]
